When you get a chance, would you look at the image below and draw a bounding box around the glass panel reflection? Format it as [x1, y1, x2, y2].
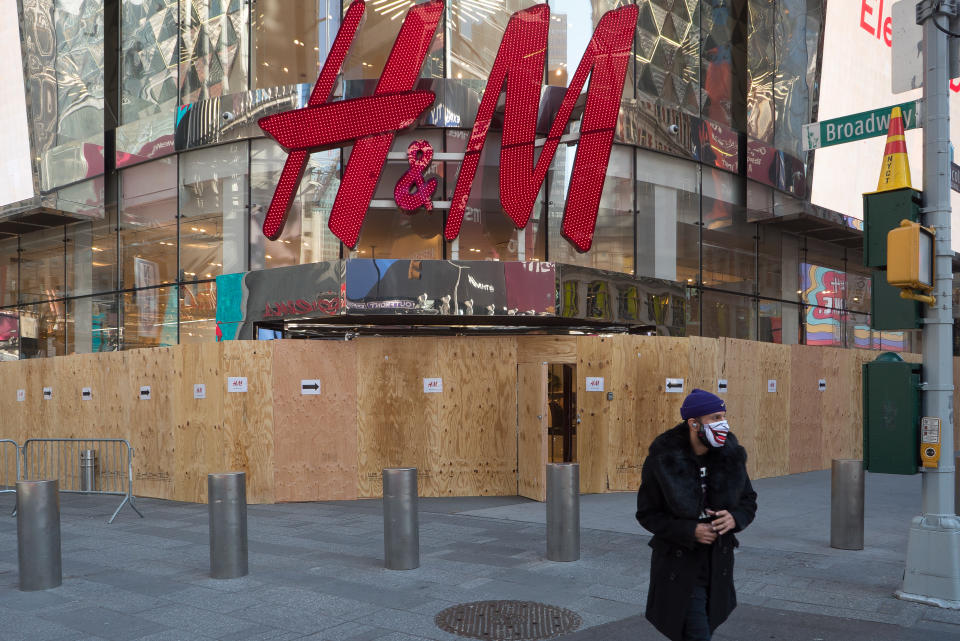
[0, 309, 18, 361]
[253, 0, 340, 89]
[549, 144, 633, 273]
[120, 157, 178, 288]
[701, 289, 755, 340]
[20, 229, 66, 304]
[342, 0, 442, 81]
[0, 238, 18, 308]
[69, 293, 119, 354]
[179, 142, 249, 281]
[121, 0, 179, 124]
[250, 140, 342, 269]
[20, 300, 67, 359]
[179, 0, 250, 105]
[180, 280, 217, 343]
[122, 286, 178, 349]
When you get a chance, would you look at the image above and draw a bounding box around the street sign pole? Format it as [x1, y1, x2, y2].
[897, 0, 960, 608]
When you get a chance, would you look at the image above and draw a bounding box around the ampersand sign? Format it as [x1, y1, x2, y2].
[394, 140, 438, 212]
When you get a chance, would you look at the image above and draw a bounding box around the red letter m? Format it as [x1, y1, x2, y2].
[444, 4, 638, 252]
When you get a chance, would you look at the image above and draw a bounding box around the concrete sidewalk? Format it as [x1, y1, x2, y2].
[0, 470, 958, 641]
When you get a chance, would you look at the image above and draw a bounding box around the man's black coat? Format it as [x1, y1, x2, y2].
[635, 422, 758, 641]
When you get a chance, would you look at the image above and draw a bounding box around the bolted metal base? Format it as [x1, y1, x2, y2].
[897, 515, 960, 607]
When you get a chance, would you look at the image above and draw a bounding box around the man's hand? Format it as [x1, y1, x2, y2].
[707, 509, 736, 535]
[694, 523, 718, 545]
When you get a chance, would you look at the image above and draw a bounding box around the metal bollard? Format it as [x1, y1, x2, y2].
[830, 459, 864, 550]
[17, 480, 62, 591]
[546, 463, 580, 562]
[79, 450, 97, 492]
[383, 468, 419, 570]
[208, 472, 248, 579]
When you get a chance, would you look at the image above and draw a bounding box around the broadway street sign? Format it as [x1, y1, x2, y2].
[802, 100, 922, 151]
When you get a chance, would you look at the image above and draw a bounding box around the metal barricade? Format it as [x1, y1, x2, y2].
[0, 439, 20, 496]
[0, 439, 21, 515]
[21, 439, 144, 524]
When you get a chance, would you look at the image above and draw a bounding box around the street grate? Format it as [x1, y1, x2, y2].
[434, 600, 581, 640]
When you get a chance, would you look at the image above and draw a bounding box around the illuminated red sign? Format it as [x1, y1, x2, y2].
[258, 0, 638, 253]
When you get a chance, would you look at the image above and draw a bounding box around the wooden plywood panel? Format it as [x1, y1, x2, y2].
[125, 347, 177, 500]
[97, 351, 129, 439]
[820, 347, 860, 468]
[173, 342, 224, 503]
[577, 336, 613, 494]
[437, 337, 517, 496]
[787, 345, 823, 474]
[69, 353, 105, 440]
[955, 357, 960, 451]
[606, 336, 642, 491]
[755, 343, 790, 478]
[720, 339, 761, 479]
[518, 362, 547, 501]
[271, 339, 358, 502]
[0, 361, 25, 447]
[607, 336, 690, 491]
[687, 336, 720, 394]
[517, 336, 577, 364]
[356, 338, 438, 498]
[222, 341, 275, 504]
[24, 356, 56, 442]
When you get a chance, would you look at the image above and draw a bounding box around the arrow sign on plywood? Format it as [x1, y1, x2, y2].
[301, 380, 322, 395]
[665, 378, 685, 393]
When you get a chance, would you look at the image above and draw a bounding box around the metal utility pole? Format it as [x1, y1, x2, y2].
[897, 0, 960, 607]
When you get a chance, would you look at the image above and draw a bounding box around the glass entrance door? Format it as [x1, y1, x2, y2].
[547, 363, 577, 463]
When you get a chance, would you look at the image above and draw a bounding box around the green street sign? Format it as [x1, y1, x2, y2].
[802, 100, 922, 151]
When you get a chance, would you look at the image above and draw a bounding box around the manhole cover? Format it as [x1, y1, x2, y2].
[435, 600, 581, 640]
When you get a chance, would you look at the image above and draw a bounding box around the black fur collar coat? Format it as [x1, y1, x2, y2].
[635, 422, 758, 641]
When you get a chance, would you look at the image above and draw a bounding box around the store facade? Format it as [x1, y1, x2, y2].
[0, 0, 917, 361]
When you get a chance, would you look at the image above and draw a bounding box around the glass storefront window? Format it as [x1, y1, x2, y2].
[447, 0, 537, 81]
[758, 299, 799, 345]
[179, 0, 250, 105]
[250, 140, 342, 269]
[253, 0, 340, 89]
[122, 286, 179, 349]
[443, 130, 546, 262]
[549, 144, 633, 273]
[67, 213, 117, 298]
[180, 281, 217, 343]
[342, 0, 443, 82]
[120, 157, 178, 289]
[701, 289, 756, 340]
[20, 300, 67, 359]
[747, 0, 775, 143]
[179, 142, 249, 281]
[19, 229, 66, 304]
[801, 259, 846, 347]
[0, 308, 18, 361]
[0, 237, 18, 308]
[757, 225, 781, 299]
[635, 0, 700, 114]
[69, 294, 119, 354]
[636, 149, 699, 284]
[121, 0, 179, 124]
[701, 168, 755, 294]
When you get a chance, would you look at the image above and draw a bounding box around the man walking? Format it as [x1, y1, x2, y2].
[636, 388, 757, 641]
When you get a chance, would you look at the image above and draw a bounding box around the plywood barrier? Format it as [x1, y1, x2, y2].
[1, 338, 955, 503]
[719, 339, 761, 479]
[788, 345, 823, 475]
[221, 341, 275, 504]
[518, 362, 547, 501]
[271, 340, 358, 502]
[173, 342, 224, 504]
[754, 342, 791, 478]
[517, 336, 577, 364]
[436, 337, 518, 497]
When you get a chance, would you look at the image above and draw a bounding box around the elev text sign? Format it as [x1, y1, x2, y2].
[258, 0, 638, 253]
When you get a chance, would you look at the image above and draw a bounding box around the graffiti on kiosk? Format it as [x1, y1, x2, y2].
[257, 0, 638, 253]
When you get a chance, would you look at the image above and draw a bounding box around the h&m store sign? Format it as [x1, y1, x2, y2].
[258, 0, 638, 253]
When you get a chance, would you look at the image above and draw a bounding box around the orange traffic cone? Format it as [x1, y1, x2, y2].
[876, 107, 912, 192]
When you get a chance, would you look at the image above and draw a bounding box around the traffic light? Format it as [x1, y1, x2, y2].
[886, 219, 936, 305]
